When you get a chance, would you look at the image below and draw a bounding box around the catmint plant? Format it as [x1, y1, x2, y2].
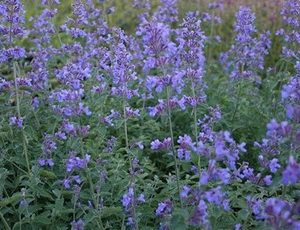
[220, 6, 271, 83]
[277, 0, 300, 61]
[175, 11, 207, 169]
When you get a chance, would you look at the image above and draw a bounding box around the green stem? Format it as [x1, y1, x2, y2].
[0, 212, 11, 230]
[48, 0, 63, 47]
[13, 62, 31, 175]
[231, 81, 242, 121]
[166, 87, 182, 207]
[122, 99, 139, 230]
[13, 63, 21, 118]
[208, 12, 215, 62]
[191, 84, 200, 171]
[87, 170, 98, 209]
[73, 197, 77, 221]
[79, 206, 103, 230]
[231, 65, 244, 121]
[123, 101, 129, 150]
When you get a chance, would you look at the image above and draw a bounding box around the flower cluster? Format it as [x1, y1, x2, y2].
[282, 156, 300, 185]
[277, 0, 300, 60]
[9, 116, 23, 128]
[248, 197, 300, 229]
[151, 137, 172, 151]
[281, 62, 300, 121]
[220, 6, 271, 82]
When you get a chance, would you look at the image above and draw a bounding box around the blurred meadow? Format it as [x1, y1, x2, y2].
[23, 0, 285, 66]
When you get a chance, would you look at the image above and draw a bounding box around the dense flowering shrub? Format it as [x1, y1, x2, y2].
[0, 0, 299, 229]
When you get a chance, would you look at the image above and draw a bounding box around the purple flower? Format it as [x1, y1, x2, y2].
[104, 136, 117, 153]
[63, 175, 82, 189]
[125, 107, 140, 118]
[269, 158, 281, 173]
[200, 160, 231, 185]
[177, 134, 195, 161]
[220, 6, 271, 82]
[282, 156, 300, 185]
[281, 63, 300, 121]
[31, 96, 40, 109]
[41, 0, 60, 5]
[150, 137, 172, 151]
[126, 217, 134, 227]
[122, 187, 134, 211]
[101, 110, 120, 126]
[71, 219, 84, 230]
[189, 200, 209, 227]
[247, 196, 265, 219]
[156, 199, 172, 217]
[30, 8, 58, 48]
[0, 0, 26, 41]
[42, 134, 57, 154]
[0, 47, 26, 63]
[180, 185, 191, 200]
[38, 158, 54, 167]
[235, 224, 242, 230]
[153, 0, 178, 24]
[264, 198, 293, 229]
[71, 0, 88, 25]
[9, 116, 23, 128]
[263, 175, 272, 186]
[66, 154, 91, 172]
[61, 120, 77, 136]
[176, 12, 206, 85]
[121, 186, 145, 227]
[137, 194, 146, 203]
[149, 97, 186, 117]
[278, 0, 300, 60]
[132, 0, 151, 9]
[204, 186, 229, 210]
[63, 178, 71, 189]
[55, 131, 67, 140]
[107, 29, 139, 100]
[137, 18, 176, 71]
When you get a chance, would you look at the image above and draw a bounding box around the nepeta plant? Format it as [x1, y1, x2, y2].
[1, 0, 300, 229]
[220, 6, 271, 83]
[277, 0, 300, 61]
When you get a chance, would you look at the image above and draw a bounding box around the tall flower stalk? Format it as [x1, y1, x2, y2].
[1, 0, 31, 174]
[166, 85, 182, 206]
[13, 62, 31, 174]
[176, 12, 207, 170]
[220, 6, 271, 83]
[105, 29, 142, 229]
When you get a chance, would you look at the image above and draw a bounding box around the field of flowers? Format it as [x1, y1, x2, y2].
[1, 0, 300, 229]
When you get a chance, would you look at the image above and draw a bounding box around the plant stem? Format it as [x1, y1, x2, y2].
[0, 212, 11, 230]
[191, 84, 201, 171]
[13, 62, 31, 175]
[166, 86, 182, 207]
[123, 101, 129, 150]
[232, 65, 244, 121]
[122, 99, 139, 230]
[208, 12, 215, 62]
[231, 81, 242, 121]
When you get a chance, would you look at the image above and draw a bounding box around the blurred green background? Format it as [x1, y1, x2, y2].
[23, 0, 284, 67]
[24, 0, 283, 32]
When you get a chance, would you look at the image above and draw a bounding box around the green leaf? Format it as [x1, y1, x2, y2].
[33, 211, 51, 225]
[101, 206, 123, 217]
[39, 170, 57, 180]
[0, 194, 22, 207]
[170, 214, 187, 230]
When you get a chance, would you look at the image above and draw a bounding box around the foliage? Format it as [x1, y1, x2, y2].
[0, 0, 299, 229]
